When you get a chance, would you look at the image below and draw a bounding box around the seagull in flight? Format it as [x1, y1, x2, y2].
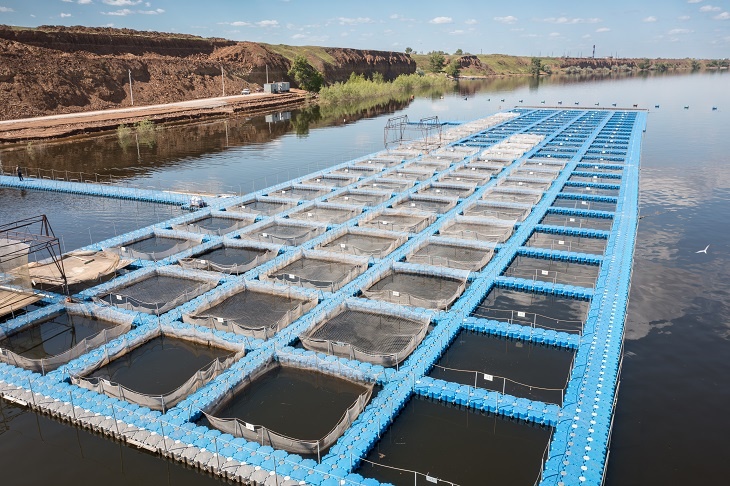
[696, 245, 710, 254]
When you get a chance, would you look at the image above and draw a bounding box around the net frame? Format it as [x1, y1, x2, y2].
[502, 255, 600, 289]
[267, 184, 333, 201]
[238, 219, 327, 247]
[483, 187, 544, 205]
[182, 280, 318, 340]
[417, 183, 475, 199]
[433, 145, 479, 157]
[325, 189, 392, 207]
[329, 165, 384, 178]
[286, 202, 362, 225]
[107, 230, 203, 262]
[302, 174, 358, 188]
[178, 240, 281, 275]
[353, 158, 399, 168]
[406, 236, 495, 272]
[523, 159, 567, 170]
[390, 195, 458, 214]
[203, 359, 373, 455]
[511, 168, 560, 181]
[70, 325, 244, 412]
[26, 250, 133, 289]
[405, 158, 453, 170]
[259, 250, 369, 292]
[551, 198, 617, 213]
[356, 178, 415, 193]
[92, 266, 219, 316]
[438, 171, 491, 187]
[499, 177, 554, 191]
[462, 201, 533, 222]
[386, 168, 435, 182]
[438, 216, 515, 243]
[525, 231, 608, 255]
[171, 211, 255, 236]
[540, 213, 614, 231]
[300, 299, 432, 367]
[358, 209, 436, 234]
[0, 303, 134, 374]
[224, 196, 298, 218]
[315, 227, 408, 259]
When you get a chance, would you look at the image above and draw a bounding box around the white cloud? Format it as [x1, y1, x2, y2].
[542, 17, 601, 24]
[101, 8, 133, 15]
[700, 5, 721, 12]
[596, 27, 611, 32]
[449, 29, 465, 35]
[60, 13, 72, 17]
[465, 19, 478, 25]
[643, 16, 658, 22]
[687, 0, 702, 3]
[548, 32, 561, 37]
[714, 12, 730, 19]
[227, 21, 251, 27]
[138, 8, 163, 14]
[337, 17, 373, 25]
[429, 16, 453, 24]
[256, 20, 279, 27]
[102, 0, 141, 5]
[510, 27, 524, 32]
[582, 34, 591, 39]
[291, 33, 306, 39]
[679, 15, 691, 20]
[0, 6, 14, 11]
[494, 16, 518, 24]
[668, 28, 693, 34]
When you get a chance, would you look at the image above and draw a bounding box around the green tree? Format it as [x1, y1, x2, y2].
[428, 51, 446, 73]
[690, 59, 701, 71]
[405, 47, 413, 54]
[530, 57, 542, 76]
[445, 60, 461, 78]
[454, 48, 463, 56]
[372, 72, 385, 83]
[638, 58, 651, 70]
[288, 55, 324, 92]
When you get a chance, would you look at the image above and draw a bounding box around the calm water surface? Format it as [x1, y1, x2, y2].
[1, 72, 728, 485]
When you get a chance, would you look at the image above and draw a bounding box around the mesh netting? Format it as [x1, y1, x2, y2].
[287, 205, 361, 225]
[318, 232, 405, 258]
[540, 213, 613, 231]
[28, 250, 132, 288]
[407, 241, 494, 271]
[525, 159, 566, 169]
[391, 197, 458, 214]
[418, 185, 474, 198]
[326, 190, 391, 207]
[0, 238, 31, 290]
[179, 246, 277, 274]
[111, 236, 202, 262]
[362, 270, 466, 310]
[204, 361, 372, 455]
[503, 256, 599, 288]
[483, 188, 543, 205]
[357, 179, 414, 192]
[182, 286, 317, 340]
[330, 166, 382, 178]
[301, 307, 430, 366]
[439, 219, 514, 243]
[72, 333, 244, 412]
[551, 198, 616, 212]
[303, 175, 358, 187]
[0, 289, 41, 319]
[439, 172, 491, 186]
[262, 256, 367, 292]
[463, 203, 532, 222]
[406, 158, 453, 170]
[511, 169, 559, 180]
[227, 199, 297, 217]
[355, 157, 401, 167]
[500, 178, 553, 191]
[388, 169, 434, 182]
[359, 211, 434, 233]
[560, 185, 620, 197]
[95, 274, 216, 315]
[525, 232, 608, 255]
[241, 222, 325, 246]
[0, 309, 132, 374]
[172, 216, 251, 236]
[269, 185, 332, 201]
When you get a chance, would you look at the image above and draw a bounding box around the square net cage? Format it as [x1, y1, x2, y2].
[225, 197, 297, 218]
[361, 267, 467, 310]
[386, 168, 435, 182]
[406, 239, 494, 272]
[178, 243, 279, 274]
[470, 286, 591, 334]
[287, 204, 362, 225]
[301, 304, 431, 367]
[202, 360, 374, 456]
[302, 174, 358, 188]
[171, 214, 254, 236]
[329, 165, 383, 178]
[511, 168, 561, 181]
[357, 178, 414, 193]
[576, 163, 623, 174]
[354, 157, 403, 168]
[0, 305, 133, 374]
[474, 156, 515, 167]
[462, 202, 532, 222]
[260, 253, 368, 292]
[540, 213, 613, 231]
[28, 250, 133, 293]
[182, 284, 317, 340]
[405, 158, 453, 171]
[240, 220, 326, 246]
[267, 185, 332, 201]
[523, 159, 567, 170]
[569, 174, 620, 185]
[526, 231, 608, 255]
[317, 230, 407, 258]
[95, 271, 217, 315]
[72, 333, 243, 413]
[499, 177, 554, 191]
[503, 255, 600, 288]
[439, 218, 514, 243]
[483, 188, 543, 205]
[326, 190, 392, 207]
[439, 170, 492, 186]
[551, 197, 617, 212]
[359, 210, 435, 233]
[110, 234, 203, 262]
[417, 184, 475, 199]
[560, 185, 620, 197]
[391, 196, 458, 214]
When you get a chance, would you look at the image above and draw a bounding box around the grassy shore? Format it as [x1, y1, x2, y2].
[318, 73, 455, 105]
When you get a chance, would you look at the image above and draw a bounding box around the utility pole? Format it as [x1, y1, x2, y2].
[266, 65, 269, 84]
[221, 65, 225, 96]
[128, 69, 134, 106]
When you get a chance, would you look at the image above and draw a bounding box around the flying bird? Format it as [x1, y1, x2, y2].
[696, 245, 709, 254]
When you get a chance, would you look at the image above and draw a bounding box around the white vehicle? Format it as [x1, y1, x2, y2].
[241, 88, 251, 95]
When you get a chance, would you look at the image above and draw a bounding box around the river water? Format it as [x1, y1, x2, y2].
[1, 71, 729, 485]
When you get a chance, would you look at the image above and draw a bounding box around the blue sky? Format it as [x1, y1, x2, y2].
[1, 1, 729, 58]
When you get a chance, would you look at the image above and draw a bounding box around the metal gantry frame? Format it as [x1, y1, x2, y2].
[384, 115, 443, 151]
